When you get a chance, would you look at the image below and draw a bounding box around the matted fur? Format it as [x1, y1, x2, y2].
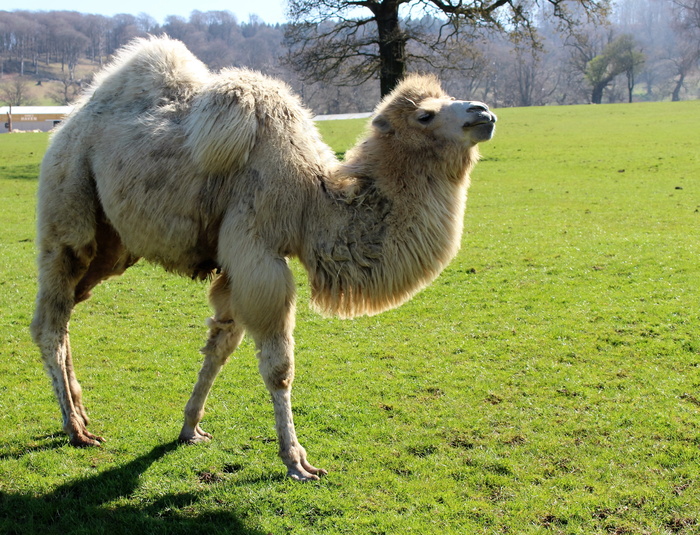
[31, 36, 496, 480]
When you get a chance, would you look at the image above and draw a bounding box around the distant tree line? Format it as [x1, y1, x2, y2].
[0, 1, 698, 114]
[0, 11, 285, 79]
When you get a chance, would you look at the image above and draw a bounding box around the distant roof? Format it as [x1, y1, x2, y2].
[314, 112, 372, 121]
[0, 106, 74, 116]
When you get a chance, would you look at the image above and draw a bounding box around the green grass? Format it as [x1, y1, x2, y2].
[316, 118, 368, 158]
[1, 101, 699, 534]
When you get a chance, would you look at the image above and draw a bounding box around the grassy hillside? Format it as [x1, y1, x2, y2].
[0, 60, 101, 106]
[0, 101, 699, 534]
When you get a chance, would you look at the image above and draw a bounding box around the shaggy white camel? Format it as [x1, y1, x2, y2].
[31, 37, 496, 481]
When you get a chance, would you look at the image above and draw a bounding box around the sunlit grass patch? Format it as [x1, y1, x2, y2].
[1, 101, 699, 534]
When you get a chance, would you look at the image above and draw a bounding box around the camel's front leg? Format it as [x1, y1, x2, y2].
[258, 334, 327, 481]
[219, 229, 325, 480]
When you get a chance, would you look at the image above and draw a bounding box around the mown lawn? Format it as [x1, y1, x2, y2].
[1, 101, 699, 534]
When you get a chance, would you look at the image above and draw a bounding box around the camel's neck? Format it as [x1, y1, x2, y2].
[299, 142, 477, 318]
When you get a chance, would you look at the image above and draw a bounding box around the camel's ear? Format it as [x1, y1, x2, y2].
[371, 114, 394, 135]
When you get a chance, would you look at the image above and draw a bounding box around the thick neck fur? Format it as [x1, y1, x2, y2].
[299, 129, 479, 318]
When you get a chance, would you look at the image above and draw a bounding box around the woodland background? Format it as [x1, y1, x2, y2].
[1, 0, 699, 114]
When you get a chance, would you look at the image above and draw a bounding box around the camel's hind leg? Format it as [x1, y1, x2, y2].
[31, 242, 103, 446]
[179, 274, 245, 444]
[31, 212, 136, 446]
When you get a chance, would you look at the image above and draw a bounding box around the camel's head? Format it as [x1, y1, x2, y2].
[371, 74, 497, 149]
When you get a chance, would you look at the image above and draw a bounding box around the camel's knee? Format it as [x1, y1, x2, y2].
[266, 370, 294, 391]
[35, 244, 95, 307]
[31, 248, 80, 359]
[201, 317, 245, 363]
[32, 289, 76, 350]
[30, 295, 72, 347]
[29, 316, 53, 349]
[257, 334, 295, 391]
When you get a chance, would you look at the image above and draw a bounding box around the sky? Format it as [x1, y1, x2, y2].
[2, 0, 288, 25]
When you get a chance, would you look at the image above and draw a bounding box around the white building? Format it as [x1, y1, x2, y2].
[1, 106, 73, 133]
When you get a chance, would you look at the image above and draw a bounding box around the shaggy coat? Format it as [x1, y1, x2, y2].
[31, 36, 496, 480]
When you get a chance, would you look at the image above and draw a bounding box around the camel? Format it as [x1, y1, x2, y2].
[30, 36, 496, 481]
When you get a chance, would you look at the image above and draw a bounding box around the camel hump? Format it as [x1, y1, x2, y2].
[183, 68, 309, 176]
[88, 36, 210, 111]
[183, 72, 260, 176]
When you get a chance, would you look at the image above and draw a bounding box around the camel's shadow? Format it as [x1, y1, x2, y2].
[0, 441, 266, 535]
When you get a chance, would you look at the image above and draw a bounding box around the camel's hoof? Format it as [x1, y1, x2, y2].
[287, 463, 328, 482]
[70, 431, 105, 447]
[178, 425, 212, 444]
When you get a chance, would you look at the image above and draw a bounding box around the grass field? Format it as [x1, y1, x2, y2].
[1, 101, 699, 534]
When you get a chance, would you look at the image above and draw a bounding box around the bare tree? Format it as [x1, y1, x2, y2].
[80, 15, 110, 66]
[502, 42, 561, 106]
[107, 14, 147, 54]
[49, 73, 82, 104]
[669, 0, 700, 100]
[0, 12, 37, 77]
[0, 76, 35, 105]
[54, 27, 89, 80]
[285, 0, 610, 96]
[613, 0, 670, 99]
[8, 13, 40, 76]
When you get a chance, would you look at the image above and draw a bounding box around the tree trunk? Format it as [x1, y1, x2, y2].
[627, 71, 633, 103]
[671, 72, 685, 102]
[374, 0, 406, 96]
[591, 82, 606, 104]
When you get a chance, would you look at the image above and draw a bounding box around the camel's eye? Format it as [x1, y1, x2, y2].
[417, 111, 435, 124]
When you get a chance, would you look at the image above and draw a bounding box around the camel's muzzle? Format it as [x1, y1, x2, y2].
[463, 108, 497, 129]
